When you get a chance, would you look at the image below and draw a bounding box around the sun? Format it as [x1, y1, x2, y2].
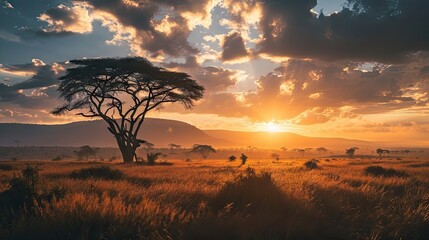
[265, 121, 281, 132]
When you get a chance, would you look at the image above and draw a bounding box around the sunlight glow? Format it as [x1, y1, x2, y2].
[264, 121, 281, 132]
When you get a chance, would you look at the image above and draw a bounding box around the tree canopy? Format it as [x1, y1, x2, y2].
[53, 57, 204, 162]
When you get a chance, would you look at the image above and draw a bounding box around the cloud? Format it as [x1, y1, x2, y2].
[174, 52, 429, 124]
[38, 4, 93, 34]
[221, 32, 250, 63]
[1, 0, 13, 9]
[255, 0, 429, 62]
[0, 60, 65, 110]
[67, 0, 212, 59]
[165, 56, 239, 92]
[0, 59, 65, 89]
[0, 30, 21, 42]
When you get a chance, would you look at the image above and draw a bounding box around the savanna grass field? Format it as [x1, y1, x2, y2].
[1, 149, 428, 240]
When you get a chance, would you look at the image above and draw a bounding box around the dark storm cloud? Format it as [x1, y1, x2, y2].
[256, 0, 429, 62]
[221, 32, 249, 62]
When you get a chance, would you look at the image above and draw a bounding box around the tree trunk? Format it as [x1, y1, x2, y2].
[113, 134, 135, 163]
[120, 146, 135, 163]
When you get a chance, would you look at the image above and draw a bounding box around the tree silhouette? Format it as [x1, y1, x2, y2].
[168, 143, 181, 153]
[402, 149, 411, 155]
[316, 147, 328, 156]
[271, 153, 280, 161]
[190, 144, 216, 159]
[292, 148, 306, 157]
[228, 155, 237, 161]
[141, 140, 154, 153]
[52, 57, 204, 163]
[345, 147, 359, 157]
[376, 148, 391, 158]
[376, 148, 384, 158]
[75, 145, 97, 160]
[240, 153, 248, 165]
[280, 146, 287, 152]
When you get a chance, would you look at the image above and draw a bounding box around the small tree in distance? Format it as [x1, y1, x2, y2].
[346, 147, 359, 157]
[168, 143, 181, 153]
[240, 153, 248, 165]
[190, 144, 216, 159]
[228, 155, 237, 161]
[316, 147, 328, 156]
[75, 145, 97, 160]
[52, 57, 204, 163]
[271, 153, 280, 161]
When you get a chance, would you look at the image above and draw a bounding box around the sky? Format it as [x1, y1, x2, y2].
[0, 0, 429, 146]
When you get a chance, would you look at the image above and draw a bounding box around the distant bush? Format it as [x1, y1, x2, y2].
[0, 163, 13, 171]
[228, 155, 236, 161]
[70, 166, 124, 180]
[240, 153, 248, 165]
[304, 160, 319, 170]
[52, 156, 62, 161]
[364, 166, 408, 178]
[147, 152, 163, 165]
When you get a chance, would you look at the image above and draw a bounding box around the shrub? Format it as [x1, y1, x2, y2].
[228, 155, 236, 161]
[70, 166, 124, 180]
[364, 166, 408, 178]
[52, 156, 62, 161]
[0, 163, 13, 171]
[147, 152, 163, 165]
[211, 167, 283, 212]
[0, 164, 67, 212]
[240, 153, 248, 165]
[304, 160, 319, 170]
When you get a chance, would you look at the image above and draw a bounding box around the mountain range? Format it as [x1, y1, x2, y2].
[0, 118, 375, 149]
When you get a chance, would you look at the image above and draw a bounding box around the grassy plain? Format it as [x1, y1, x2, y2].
[0, 155, 428, 240]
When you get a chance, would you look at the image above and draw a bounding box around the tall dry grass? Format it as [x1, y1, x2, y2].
[0, 157, 428, 239]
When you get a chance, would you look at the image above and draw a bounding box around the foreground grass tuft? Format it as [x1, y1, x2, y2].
[185, 167, 342, 239]
[364, 165, 408, 178]
[70, 166, 124, 180]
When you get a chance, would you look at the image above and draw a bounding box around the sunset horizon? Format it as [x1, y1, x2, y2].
[1, 0, 428, 146]
[1, 1, 429, 239]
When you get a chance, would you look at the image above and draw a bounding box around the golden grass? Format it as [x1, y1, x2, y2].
[1, 157, 429, 239]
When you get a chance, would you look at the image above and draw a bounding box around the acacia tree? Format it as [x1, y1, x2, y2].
[346, 147, 359, 157]
[75, 145, 97, 160]
[190, 144, 216, 159]
[52, 57, 204, 163]
[168, 143, 181, 153]
[316, 147, 328, 156]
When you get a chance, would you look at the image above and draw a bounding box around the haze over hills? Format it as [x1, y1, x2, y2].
[0, 118, 376, 149]
[0, 119, 230, 148]
[205, 130, 374, 150]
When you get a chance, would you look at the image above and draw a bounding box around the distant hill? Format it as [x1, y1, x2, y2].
[0, 119, 374, 150]
[0, 119, 230, 148]
[204, 130, 374, 150]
